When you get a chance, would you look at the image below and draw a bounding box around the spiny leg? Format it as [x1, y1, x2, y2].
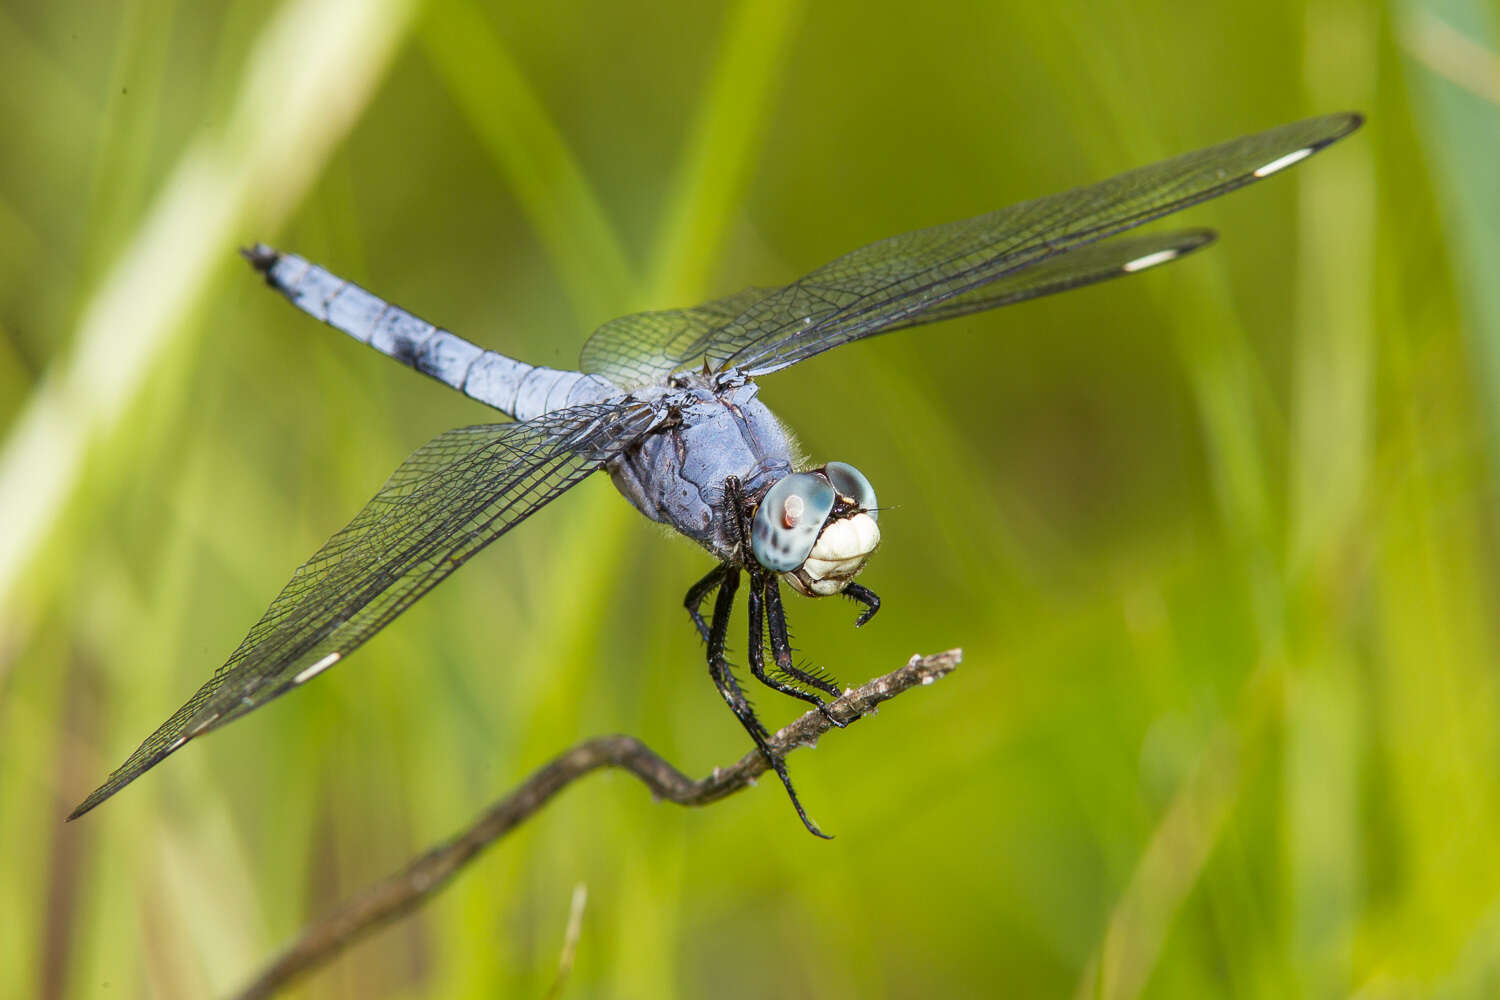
[721, 474, 752, 558]
[684, 563, 729, 643]
[702, 567, 762, 731]
[746, 576, 841, 721]
[763, 580, 844, 704]
[724, 472, 837, 708]
[704, 560, 829, 838]
[843, 581, 881, 627]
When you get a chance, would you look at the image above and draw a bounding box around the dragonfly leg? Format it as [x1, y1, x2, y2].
[727, 471, 843, 716]
[683, 563, 728, 644]
[746, 578, 842, 724]
[720, 474, 755, 563]
[704, 569, 763, 734]
[843, 581, 881, 627]
[704, 564, 829, 839]
[763, 582, 847, 733]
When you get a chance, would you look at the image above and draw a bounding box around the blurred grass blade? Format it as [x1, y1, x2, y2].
[0, 0, 417, 619]
[418, 0, 637, 320]
[647, 0, 802, 302]
[1285, 5, 1377, 996]
[0, 7, 99, 142]
[1403, 1, 1500, 102]
[1289, 1, 1378, 570]
[1399, 0, 1500, 451]
[1073, 689, 1258, 1000]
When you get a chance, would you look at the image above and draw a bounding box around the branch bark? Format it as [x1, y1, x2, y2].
[231, 648, 962, 1000]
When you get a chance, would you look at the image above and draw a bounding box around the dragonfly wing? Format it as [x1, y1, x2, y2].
[577, 113, 1358, 382]
[716, 113, 1359, 376]
[867, 228, 1216, 334]
[578, 286, 778, 390]
[70, 399, 660, 819]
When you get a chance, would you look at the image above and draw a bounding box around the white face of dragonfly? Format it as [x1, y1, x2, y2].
[750, 462, 881, 597]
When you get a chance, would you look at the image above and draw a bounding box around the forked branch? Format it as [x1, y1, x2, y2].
[232, 648, 961, 1000]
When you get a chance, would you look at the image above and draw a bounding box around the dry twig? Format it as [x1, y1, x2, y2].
[232, 648, 961, 999]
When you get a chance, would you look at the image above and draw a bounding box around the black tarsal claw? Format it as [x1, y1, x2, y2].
[845, 582, 880, 628]
[765, 749, 832, 839]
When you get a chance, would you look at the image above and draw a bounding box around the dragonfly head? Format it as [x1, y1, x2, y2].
[750, 462, 880, 597]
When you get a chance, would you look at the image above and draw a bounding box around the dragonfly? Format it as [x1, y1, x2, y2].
[70, 112, 1362, 836]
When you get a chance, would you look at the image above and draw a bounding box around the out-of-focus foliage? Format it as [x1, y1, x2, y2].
[1, 0, 1496, 996]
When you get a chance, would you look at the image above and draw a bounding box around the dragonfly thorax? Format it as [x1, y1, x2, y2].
[605, 378, 796, 562]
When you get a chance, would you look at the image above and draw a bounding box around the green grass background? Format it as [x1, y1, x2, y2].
[2, 0, 1498, 996]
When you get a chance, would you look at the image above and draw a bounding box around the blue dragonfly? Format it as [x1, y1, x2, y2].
[71, 112, 1363, 835]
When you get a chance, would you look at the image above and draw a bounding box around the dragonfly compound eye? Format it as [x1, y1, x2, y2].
[751, 473, 834, 572]
[824, 461, 877, 521]
[784, 463, 881, 597]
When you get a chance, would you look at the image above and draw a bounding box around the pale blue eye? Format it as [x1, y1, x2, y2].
[825, 461, 877, 522]
[751, 473, 835, 571]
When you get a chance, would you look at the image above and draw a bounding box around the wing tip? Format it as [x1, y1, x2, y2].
[1316, 110, 1365, 148]
[65, 730, 199, 822]
[67, 775, 126, 822]
[1116, 227, 1217, 275]
[1177, 227, 1218, 250]
[1163, 227, 1217, 263]
[1281, 111, 1363, 162]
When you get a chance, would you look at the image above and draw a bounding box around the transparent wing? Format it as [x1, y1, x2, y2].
[865, 228, 1215, 334]
[579, 286, 777, 390]
[718, 113, 1360, 374]
[70, 400, 660, 819]
[580, 112, 1360, 383]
